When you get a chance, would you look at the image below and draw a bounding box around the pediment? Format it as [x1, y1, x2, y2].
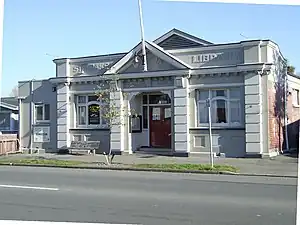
[105, 41, 190, 75]
[120, 51, 178, 73]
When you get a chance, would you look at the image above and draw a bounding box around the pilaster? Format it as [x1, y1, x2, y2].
[57, 59, 71, 149]
[173, 78, 189, 155]
[244, 71, 263, 156]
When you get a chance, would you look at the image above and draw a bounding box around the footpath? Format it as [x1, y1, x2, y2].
[0, 151, 298, 178]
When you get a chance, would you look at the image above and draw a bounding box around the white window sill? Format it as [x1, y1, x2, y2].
[75, 125, 109, 129]
[35, 120, 50, 124]
[191, 124, 244, 129]
[292, 104, 300, 108]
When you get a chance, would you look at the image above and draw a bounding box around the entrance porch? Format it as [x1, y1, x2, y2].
[109, 82, 189, 157]
[129, 92, 173, 154]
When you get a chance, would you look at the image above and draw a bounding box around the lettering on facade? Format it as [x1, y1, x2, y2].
[191, 51, 242, 64]
[123, 77, 174, 89]
[72, 61, 114, 75]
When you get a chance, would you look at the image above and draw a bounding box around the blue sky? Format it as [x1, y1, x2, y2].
[1, 0, 299, 96]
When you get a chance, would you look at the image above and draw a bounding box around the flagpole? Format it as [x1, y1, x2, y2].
[137, 0, 147, 72]
[0, 0, 4, 119]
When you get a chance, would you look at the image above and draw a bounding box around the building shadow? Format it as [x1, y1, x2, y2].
[282, 119, 299, 158]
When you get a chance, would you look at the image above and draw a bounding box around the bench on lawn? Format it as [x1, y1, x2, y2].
[68, 140, 113, 164]
[69, 140, 101, 156]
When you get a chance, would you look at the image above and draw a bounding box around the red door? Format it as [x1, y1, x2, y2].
[149, 106, 172, 148]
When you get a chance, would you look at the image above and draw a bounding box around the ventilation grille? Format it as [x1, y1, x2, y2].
[158, 34, 203, 50]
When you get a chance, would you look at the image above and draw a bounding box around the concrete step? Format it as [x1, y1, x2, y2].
[69, 149, 93, 155]
[136, 147, 173, 156]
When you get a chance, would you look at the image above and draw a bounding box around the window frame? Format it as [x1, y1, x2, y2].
[34, 103, 50, 123]
[76, 95, 109, 128]
[196, 88, 242, 127]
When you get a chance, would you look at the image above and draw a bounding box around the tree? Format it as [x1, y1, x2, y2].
[9, 85, 18, 97]
[273, 57, 291, 153]
[286, 59, 296, 75]
[95, 75, 136, 164]
[287, 65, 295, 75]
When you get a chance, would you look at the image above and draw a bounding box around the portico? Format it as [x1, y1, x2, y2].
[107, 74, 188, 156]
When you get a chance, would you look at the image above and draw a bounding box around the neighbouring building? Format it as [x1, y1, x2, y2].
[0, 97, 19, 134]
[18, 28, 300, 157]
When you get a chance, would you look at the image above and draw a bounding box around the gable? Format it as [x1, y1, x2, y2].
[105, 41, 190, 75]
[154, 28, 213, 50]
[157, 34, 203, 50]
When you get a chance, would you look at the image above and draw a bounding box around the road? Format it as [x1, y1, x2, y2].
[0, 166, 297, 225]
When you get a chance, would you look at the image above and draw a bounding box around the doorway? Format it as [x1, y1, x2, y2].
[149, 105, 172, 148]
[142, 93, 172, 149]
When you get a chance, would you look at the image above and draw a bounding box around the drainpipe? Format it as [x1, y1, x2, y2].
[18, 98, 22, 151]
[284, 64, 289, 152]
[30, 79, 34, 154]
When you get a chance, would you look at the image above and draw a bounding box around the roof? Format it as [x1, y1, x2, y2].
[53, 28, 214, 63]
[154, 28, 213, 48]
[0, 97, 19, 111]
[53, 52, 127, 64]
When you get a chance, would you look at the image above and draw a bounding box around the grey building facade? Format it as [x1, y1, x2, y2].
[18, 28, 300, 157]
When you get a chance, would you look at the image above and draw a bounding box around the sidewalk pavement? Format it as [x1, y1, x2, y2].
[1, 152, 298, 178]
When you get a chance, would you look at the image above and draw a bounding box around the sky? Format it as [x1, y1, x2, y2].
[1, 0, 299, 96]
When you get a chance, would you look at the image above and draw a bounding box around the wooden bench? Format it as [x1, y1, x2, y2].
[68, 140, 112, 165]
[69, 141, 101, 156]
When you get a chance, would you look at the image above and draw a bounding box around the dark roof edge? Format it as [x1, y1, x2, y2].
[53, 52, 127, 63]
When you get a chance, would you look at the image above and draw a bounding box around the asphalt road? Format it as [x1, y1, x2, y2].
[0, 166, 297, 225]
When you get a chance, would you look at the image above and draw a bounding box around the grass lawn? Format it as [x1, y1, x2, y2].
[0, 158, 239, 173]
[132, 163, 239, 173]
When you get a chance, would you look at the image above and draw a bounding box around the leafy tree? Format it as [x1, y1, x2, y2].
[287, 65, 295, 75]
[95, 76, 136, 164]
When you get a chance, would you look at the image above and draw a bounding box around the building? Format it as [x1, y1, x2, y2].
[0, 97, 19, 134]
[18, 28, 300, 157]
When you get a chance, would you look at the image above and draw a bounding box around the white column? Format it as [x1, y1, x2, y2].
[127, 92, 139, 154]
[110, 90, 123, 154]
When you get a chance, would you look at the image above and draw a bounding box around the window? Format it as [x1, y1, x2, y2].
[292, 89, 300, 106]
[34, 103, 50, 122]
[197, 88, 241, 126]
[142, 94, 171, 129]
[76, 95, 109, 127]
[142, 106, 148, 129]
[148, 94, 171, 104]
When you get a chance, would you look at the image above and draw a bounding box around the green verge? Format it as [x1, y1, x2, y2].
[0, 158, 83, 166]
[132, 163, 239, 173]
[0, 158, 239, 173]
